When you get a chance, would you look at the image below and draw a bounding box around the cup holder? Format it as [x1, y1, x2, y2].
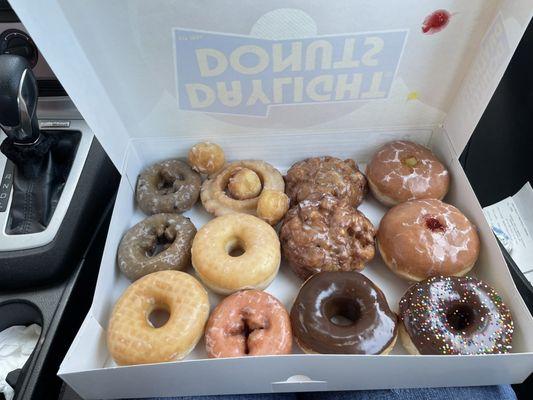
[0, 301, 43, 396]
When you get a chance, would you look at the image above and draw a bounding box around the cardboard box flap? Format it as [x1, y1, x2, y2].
[9, 1, 532, 167]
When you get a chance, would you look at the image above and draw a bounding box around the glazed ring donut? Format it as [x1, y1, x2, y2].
[191, 213, 281, 294]
[399, 276, 514, 355]
[117, 213, 196, 281]
[200, 160, 284, 217]
[366, 140, 450, 207]
[136, 159, 201, 215]
[377, 199, 480, 281]
[291, 271, 398, 354]
[107, 271, 209, 365]
[205, 290, 292, 358]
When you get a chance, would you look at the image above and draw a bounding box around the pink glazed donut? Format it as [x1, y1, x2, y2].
[205, 290, 292, 358]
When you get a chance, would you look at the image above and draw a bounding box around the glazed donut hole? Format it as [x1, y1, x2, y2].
[256, 190, 289, 225]
[227, 168, 262, 200]
[188, 142, 225, 175]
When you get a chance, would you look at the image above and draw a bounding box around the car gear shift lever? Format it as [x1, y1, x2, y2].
[0, 54, 40, 145]
[0, 54, 80, 234]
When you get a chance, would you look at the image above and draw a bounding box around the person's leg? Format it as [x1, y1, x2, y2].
[300, 385, 516, 400]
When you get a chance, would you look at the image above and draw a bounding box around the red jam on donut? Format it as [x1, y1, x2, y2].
[399, 276, 514, 355]
[205, 290, 292, 358]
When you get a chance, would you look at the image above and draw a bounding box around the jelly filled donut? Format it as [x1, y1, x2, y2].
[117, 213, 196, 281]
[399, 276, 514, 355]
[201, 160, 284, 217]
[136, 159, 201, 214]
[285, 156, 367, 207]
[291, 271, 398, 354]
[378, 199, 480, 281]
[280, 194, 376, 280]
[366, 140, 450, 207]
[205, 290, 292, 358]
[191, 213, 280, 294]
[107, 271, 209, 365]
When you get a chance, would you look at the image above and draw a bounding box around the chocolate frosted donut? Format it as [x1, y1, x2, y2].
[378, 199, 480, 281]
[285, 156, 367, 207]
[291, 271, 398, 354]
[118, 213, 196, 281]
[366, 140, 450, 207]
[136, 159, 201, 215]
[280, 194, 376, 280]
[399, 276, 514, 355]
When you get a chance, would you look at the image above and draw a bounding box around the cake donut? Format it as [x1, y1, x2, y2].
[107, 271, 209, 365]
[188, 141, 225, 175]
[366, 140, 450, 207]
[201, 160, 284, 217]
[191, 213, 280, 294]
[378, 199, 480, 281]
[205, 290, 292, 358]
[291, 271, 398, 354]
[280, 194, 376, 280]
[136, 159, 201, 215]
[285, 156, 367, 207]
[399, 276, 514, 355]
[117, 213, 196, 281]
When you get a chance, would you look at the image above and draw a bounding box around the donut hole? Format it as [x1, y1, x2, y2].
[446, 304, 476, 332]
[148, 306, 170, 328]
[146, 228, 175, 257]
[424, 215, 447, 232]
[324, 298, 361, 327]
[226, 237, 246, 257]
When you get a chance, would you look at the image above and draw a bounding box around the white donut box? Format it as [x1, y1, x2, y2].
[10, 1, 533, 398]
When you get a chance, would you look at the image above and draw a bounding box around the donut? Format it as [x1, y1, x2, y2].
[228, 168, 262, 200]
[117, 213, 196, 281]
[136, 159, 201, 215]
[188, 141, 225, 175]
[377, 199, 480, 281]
[280, 194, 375, 280]
[285, 156, 367, 207]
[201, 160, 284, 217]
[399, 276, 514, 355]
[191, 213, 280, 294]
[107, 271, 209, 365]
[366, 140, 450, 207]
[256, 190, 290, 225]
[205, 290, 292, 358]
[291, 271, 398, 354]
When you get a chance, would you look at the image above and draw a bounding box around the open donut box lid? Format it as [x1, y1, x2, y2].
[9, 0, 533, 398]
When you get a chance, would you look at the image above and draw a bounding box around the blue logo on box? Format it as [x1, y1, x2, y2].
[174, 29, 407, 116]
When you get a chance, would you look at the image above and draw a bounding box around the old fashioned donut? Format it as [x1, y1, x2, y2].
[205, 290, 292, 358]
[188, 142, 225, 175]
[366, 140, 450, 207]
[117, 213, 196, 281]
[136, 159, 201, 215]
[107, 271, 209, 365]
[378, 199, 480, 281]
[280, 194, 376, 280]
[256, 190, 290, 225]
[291, 271, 398, 354]
[399, 276, 514, 355]
[191, 213, 280, 294]
[201, 160, 284, 217]
[285, 156, 367, 207]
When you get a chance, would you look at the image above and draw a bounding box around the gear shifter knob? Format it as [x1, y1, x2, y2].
[0, 54, 40, 144]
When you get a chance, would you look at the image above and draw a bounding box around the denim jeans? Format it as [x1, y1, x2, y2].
[144, 385, 516, 400]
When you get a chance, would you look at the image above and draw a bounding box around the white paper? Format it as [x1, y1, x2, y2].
[0, 324, 41, 400]
[483, 182, 533, 281]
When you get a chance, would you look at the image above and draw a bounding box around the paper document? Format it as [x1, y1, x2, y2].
[483, 182, 533, 284]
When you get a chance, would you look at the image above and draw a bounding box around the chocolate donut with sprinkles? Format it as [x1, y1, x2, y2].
[399, 276, 514, 355]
